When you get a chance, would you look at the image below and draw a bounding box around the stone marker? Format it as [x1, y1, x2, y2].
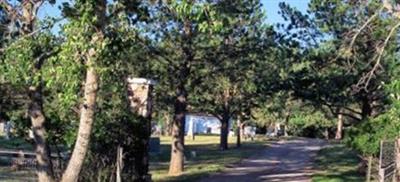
[127, 77, 156, 182]
[149, 137, 160, 154]
[127, 78, 156, 117]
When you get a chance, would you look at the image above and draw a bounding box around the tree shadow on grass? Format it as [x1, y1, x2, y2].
[312, 144, 364, 182]
[150, 138, 268, 182]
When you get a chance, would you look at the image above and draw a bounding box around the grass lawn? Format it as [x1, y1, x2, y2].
[0, 137, 34, 151]
[0, 167, 36, 182]
[312, 143, 365, 182]
[0, 135, 267, 181]
[150, 135, 268, 182]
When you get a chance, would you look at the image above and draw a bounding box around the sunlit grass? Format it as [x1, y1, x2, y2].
[150, 135, 268, 182]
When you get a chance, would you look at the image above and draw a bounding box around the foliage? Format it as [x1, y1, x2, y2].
[2, 0, 400, 179]
[346, 102, 400, 156]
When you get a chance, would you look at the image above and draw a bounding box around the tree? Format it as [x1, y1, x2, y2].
[339, 0, 400, 177]
[59, 0, 152, 180]
[147, 0, 222, 175]
[278, 0, 395, 139]
[277, 0, 400, 176]
[58, 0, 106, 181]
[0, 1, 58, 181]
[192, 0, 277, 150]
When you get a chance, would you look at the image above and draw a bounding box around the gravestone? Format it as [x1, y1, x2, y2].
[379, 140, 397, 182]
[4, 121, 12, 139]
[149, 137, 160, 154]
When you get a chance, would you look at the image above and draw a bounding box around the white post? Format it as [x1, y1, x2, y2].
[116, 146, 123, 182]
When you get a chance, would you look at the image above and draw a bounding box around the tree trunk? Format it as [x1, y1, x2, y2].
[220, 112, 229, 150]
[28, 86, 54, 182]
[236, 119, 241, 148]
[324, 128, 329, 140]
[168, 17, 193, 175]
[168, 87, 187, 175]
[240, 123, 245, 141]
[361, 97, 372, 120]
[142, 114, 152, 180]
[284, 125, 288, 137]
[61, 62, 99, 182]
[15, 1, 55, 181]
[335, 112, 343, 140]
[116, 146, 123, 182]
[61, 1, 105, 181]
[164, 114, 172, 136]
[284, 111, 290, 137]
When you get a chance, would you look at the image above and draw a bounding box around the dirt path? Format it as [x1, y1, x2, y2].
[198, 138, 326, 182]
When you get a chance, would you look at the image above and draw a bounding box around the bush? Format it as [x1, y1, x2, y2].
[346, 103, 400, 156]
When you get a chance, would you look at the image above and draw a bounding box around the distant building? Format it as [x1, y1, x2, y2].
[184, 113, 233, 135]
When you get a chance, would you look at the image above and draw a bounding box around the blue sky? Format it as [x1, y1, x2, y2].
[38, 0, 310, 33]
[261, 0, 309, 25]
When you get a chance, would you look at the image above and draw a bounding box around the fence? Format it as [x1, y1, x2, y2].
[379, 140, 397, 182]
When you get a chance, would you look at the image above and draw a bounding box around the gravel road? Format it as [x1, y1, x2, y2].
[198, 138, 326, 182]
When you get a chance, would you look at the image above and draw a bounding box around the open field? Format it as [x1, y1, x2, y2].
[312, 143, 365, 182]
[150, 135, 268, 182]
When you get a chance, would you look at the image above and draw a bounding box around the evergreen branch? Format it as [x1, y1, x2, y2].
[356, 20, 400, 90]
[348, 6, 383, 52]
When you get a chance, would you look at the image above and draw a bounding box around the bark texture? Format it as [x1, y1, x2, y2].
[168, 17, 193, 175]
[220, 112, 230, 150]
[29, 86, 54, 182]
[236, 119, 241, 148]
[60, 1, 106, 181]
[168, 87, 187, 175]
[17, 1, 55, 180]
[61, 63, 99, 182]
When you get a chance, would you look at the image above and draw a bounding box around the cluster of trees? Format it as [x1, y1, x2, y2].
[2, 0, 400, 181]
[266, 0, 400, 178]
[0, 0, 281, 181]
[280, 0, 398, 152]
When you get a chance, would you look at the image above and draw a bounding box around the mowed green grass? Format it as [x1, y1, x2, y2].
[312, 143, 364, 182]
[0, 167, 36, 182]
[0, 135, 267, 182]
[0, 137, 34, 151]
[150, 135, 268, 182]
